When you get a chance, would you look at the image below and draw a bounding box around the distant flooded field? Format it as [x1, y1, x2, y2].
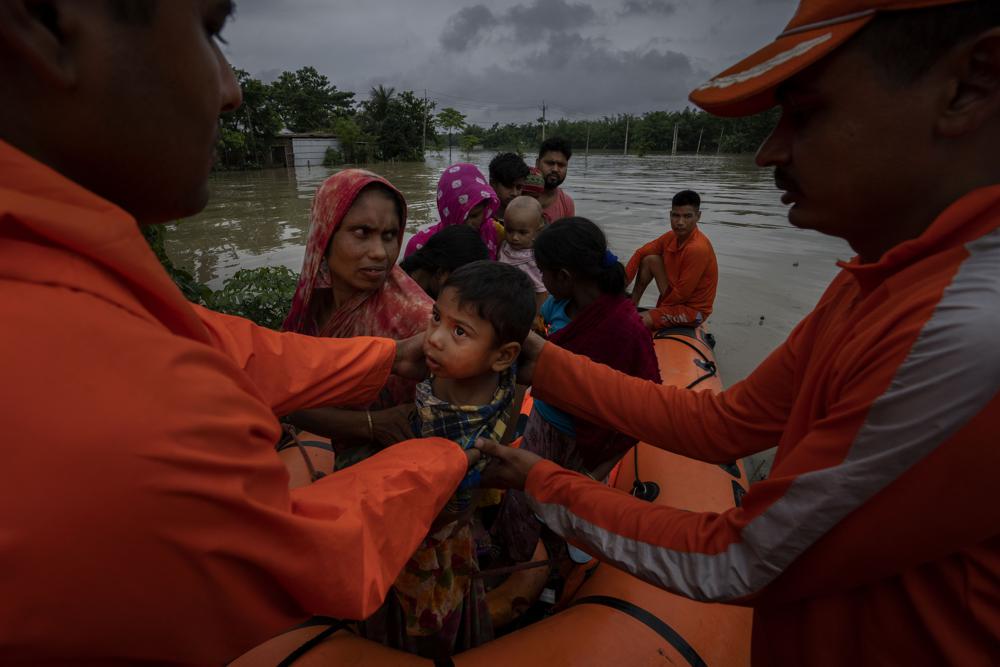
[169, 151, 849, 385]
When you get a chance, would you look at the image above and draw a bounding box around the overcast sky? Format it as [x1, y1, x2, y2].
[223, 0, 798, 125]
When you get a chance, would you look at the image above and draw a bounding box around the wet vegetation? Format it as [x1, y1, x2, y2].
[217, 65, 780, 169]
[466, 108, 781, 156]
[142, 225, 298, 329]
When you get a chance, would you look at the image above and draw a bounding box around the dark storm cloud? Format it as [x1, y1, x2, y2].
[440, 0, 599, 52]
[440, 5, 495, 52]
[505, 0, 599, 42]
[420, 32, 700, 119]
[222, 0, 800, 121]
[619, 0, 678, 17]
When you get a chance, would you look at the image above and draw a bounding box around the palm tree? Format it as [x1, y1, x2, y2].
[367, 85, 395, 125]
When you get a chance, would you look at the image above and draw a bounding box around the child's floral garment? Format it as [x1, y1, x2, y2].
[392, 367, 516, 645]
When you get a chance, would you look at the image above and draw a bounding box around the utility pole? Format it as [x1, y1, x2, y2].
[585, 123, 591, 172]
[671, 123, 680, 156]
[623, 116, 630, 156]
[540, 101, 547, 141]
[421, 89, 427, 156]
[696, 128, 704, 156]
[717, 126, 725, 155]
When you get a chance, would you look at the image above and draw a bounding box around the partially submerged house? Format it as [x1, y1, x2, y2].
[268, 132, 340, 168]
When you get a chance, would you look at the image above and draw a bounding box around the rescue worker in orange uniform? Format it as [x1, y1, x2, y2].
[0, 1, 472, 664]
[476, 1, 1000, 664]
[625, 189, 719, 329]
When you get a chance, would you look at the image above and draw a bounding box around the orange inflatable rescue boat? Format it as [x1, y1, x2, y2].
[235, 327, 752, 666]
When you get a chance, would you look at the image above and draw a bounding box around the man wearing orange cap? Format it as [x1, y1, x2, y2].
[477, 1, 1000, 663]
[0, 1, 471, 664]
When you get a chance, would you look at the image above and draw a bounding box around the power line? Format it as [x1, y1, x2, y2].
[358, 84, 648, 127]
[423, 88, 541, 111]
[422, 88, 598, 118]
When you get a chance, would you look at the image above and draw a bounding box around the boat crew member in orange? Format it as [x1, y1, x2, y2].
[0, 1, 472, 664]
[475, 1, 1000, 664]
[625, 189, 719, 329]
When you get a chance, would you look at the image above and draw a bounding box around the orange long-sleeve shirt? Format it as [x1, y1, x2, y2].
[625, 227, 718, 321]
[528, 187, 1000, 665]
[0, 141, 468, 665]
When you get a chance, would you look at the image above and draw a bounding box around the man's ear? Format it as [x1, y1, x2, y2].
[491, 341, 521, 372]
[0, 0, 84, 88]
[938, 29, 1000, 138]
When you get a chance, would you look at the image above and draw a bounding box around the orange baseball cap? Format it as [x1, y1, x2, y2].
[689, 0, 974, 117]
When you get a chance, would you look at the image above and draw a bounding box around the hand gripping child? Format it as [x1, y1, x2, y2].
[362, 260, 537, 659]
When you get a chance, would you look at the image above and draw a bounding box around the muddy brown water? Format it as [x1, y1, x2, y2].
[169, 151, 850, 388]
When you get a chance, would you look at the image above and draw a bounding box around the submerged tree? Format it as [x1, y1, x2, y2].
[366, 85, 396, 128]
[270, 66, 354, 133]
[436, 107, 466, 162]
[332, 117, 371, 163]
[477, 108, 779, 155]
[359, 88, 435, 162]
[460, 134, 479, 156]
[216, 69, 282, 169]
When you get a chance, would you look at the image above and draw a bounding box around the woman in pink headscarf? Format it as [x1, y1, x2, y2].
[404, 163, 502, 260]
[282, 169, 432, 470]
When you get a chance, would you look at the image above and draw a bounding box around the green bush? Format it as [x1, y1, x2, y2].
[143, 224, 300, 330]
[207, 266, 300, 330]
[323, 146, 344, 167]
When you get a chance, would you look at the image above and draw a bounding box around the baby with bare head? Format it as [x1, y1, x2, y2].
[498, 196, 548, 312]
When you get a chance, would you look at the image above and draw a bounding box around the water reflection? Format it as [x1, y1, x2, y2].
[171, 151, 849, 383]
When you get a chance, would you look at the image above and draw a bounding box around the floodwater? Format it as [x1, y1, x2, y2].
[169, 151, 850, 387]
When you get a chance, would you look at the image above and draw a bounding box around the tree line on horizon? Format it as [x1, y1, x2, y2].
[216, 65, 780, 170]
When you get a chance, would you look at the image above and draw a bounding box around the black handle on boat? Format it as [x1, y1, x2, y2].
[652, 331, 719, 389]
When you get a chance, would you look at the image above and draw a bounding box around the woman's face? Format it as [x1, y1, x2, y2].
[465, 202, 486, 230]
[326, 186, 401, 296]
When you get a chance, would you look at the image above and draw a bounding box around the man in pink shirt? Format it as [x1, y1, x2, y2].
[536, 137, 576, 223]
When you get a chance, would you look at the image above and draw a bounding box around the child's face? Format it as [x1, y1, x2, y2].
[423, 287, 517, 379]
[504, 209, 543, 251]
[492, 178, 525, 212]
[465, 202, 486, 230]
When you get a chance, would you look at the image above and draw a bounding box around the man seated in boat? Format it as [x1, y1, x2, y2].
[625, 189, 719, 330]
[469, 1, 1000, 665]
[0, 1, 477, 663]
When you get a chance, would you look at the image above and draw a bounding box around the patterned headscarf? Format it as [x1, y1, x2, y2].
[404, 163, 501, 260]
[282, 170, 433, 407]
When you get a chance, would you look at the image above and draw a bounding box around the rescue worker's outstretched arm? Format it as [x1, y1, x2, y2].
[0, 292, 469, 665]
[193, 305, 397, 416]
[530, 331, 800, 463]
[495, 306, 1000, 607]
